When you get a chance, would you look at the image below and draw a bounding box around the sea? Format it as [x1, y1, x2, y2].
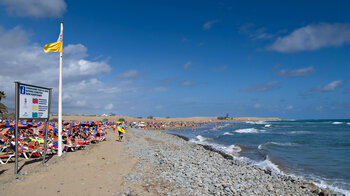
[166, 120, 350, 195]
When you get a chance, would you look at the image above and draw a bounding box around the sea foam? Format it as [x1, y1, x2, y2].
[235, 128, 259, 133]
[332, 122, 343, 125]
[259, 142, 298, 150]
[245, 121, 266, 125]
[254, 156, 281, 174]
[223, 132, 234, 135]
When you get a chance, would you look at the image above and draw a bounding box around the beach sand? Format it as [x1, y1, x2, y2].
[1, 127, 335, 196]
[0, 130, 139, 195]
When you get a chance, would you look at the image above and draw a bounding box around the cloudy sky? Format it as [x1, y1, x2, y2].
[0, 0, 350, 119]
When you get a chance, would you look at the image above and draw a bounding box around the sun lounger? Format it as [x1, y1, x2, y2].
[0, 154, 15, 164]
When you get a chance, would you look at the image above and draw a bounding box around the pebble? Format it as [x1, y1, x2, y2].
[121, 128, 340, 196]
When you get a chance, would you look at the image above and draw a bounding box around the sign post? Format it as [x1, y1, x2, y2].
[14, 82, 52, 175]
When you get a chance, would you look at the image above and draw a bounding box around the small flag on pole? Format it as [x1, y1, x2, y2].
[43, 31, 63, 53]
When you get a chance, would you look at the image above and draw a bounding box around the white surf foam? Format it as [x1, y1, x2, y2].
[332, 122, 343, 125]
[223, 132, 234, 135]
[269, 142, 297, 146]
[313, 180, 350, 196]
[235, 128, 259, 133]
[224, 144, 242, 154]
[287, 131, 311, 134]
[196, 135, 210, 142]
[254, 156, 281, 173]
[245, 120, 266, 125]
[347, 123, 350, 125]
[264, 124, 271, 127]
[258, 142, 298, 150]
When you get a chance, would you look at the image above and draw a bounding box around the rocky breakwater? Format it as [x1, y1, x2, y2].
[122, 128, 340, 196]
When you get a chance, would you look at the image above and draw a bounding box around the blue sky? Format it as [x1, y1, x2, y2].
[0, 0, 350, 119]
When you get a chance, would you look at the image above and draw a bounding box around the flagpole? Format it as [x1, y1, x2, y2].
[58, 21, 64, 156]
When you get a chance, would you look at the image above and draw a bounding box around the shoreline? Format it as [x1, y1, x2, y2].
[122, 128, 342, 195]
[167, 132, 345, 195]
[0, 127, 345, 195]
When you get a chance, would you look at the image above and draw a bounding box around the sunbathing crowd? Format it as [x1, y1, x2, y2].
[0, 120, 112, 164]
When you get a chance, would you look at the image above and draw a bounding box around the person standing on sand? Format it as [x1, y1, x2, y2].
[117, 124, 125, 142]
[113, 124, 117, 132]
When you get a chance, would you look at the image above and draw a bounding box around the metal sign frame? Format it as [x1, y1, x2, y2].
[14, 82, 52, 175]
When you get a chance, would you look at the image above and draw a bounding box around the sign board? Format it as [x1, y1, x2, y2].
[18, 83, 50, 119]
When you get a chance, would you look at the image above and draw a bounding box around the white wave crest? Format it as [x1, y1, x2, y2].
[223, 132, 234, 135]
[235, 128, 259, 133]
[224, 144, 241, 154]
[258, 142, 298, 150]
[196, 135, 210, 142]
[287, 131, 311, 134]
[264, 124, 271, 127]
[245, 120, 266, 125]
[269, 142, 297, 146]
[313, 180, 350, 196]
[332, 122, 343, 125]
[347, 123, 350, 125]
[254, 156, 281, 173]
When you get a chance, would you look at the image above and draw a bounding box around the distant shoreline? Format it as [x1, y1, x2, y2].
[51, 115, 281, 123]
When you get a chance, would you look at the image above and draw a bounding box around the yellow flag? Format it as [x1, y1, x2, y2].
[43, 41, 62, 53]
[44, 28, 63, 53]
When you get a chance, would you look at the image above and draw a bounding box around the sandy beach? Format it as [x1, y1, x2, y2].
[0, 129, 138, 195]
[0, 127, 341, 196]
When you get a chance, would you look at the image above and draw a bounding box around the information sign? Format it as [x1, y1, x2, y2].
[18, 83, 50, 119]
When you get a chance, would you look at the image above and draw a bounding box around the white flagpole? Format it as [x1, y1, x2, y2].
[58, 21, 64, 156]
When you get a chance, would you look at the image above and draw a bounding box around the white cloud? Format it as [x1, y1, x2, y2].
[268, 23, 350, 53]
[275, 66, 315, 77]
[116, 70, 141, 78]
[241, 81, 280, 92]
[203, 20, 218, 30]
[0, 0, 66, 18]
[311, 80, 343, 92]
[0, 26, 137, 114]
[183, 61, 192, 70]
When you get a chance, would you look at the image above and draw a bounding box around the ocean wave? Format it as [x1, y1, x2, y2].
[223, 144, 242, 154]
[253, 156, 281, 173]
[332, 122, 344, 125]
[258, 142, 298, 150]
[245, 120, 266, 125]
[189, 136, 241, 155]
[223, 132, 234, 135]
[313, 180, 350, 196]
[286, 131, 311, 134]
[347, 123, 350, 125]
[196, 135, 211, 142]
[264, 124, 271, 127]
[235, 128, 259, 133]
[187, 133, 350, 195]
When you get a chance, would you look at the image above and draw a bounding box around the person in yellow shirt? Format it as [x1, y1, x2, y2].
[117, 124, 125, 142]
